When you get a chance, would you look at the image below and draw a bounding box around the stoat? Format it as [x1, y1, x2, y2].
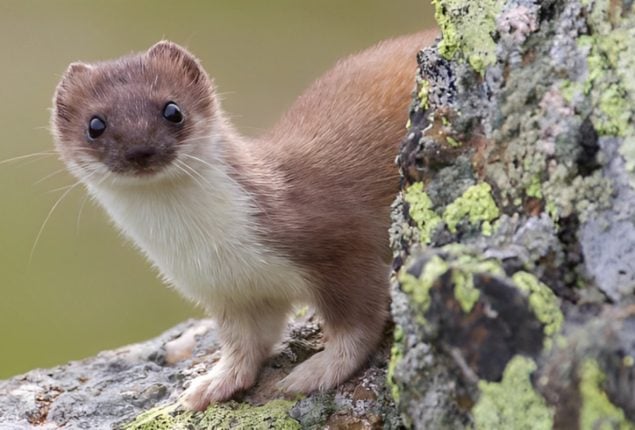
[51, 31, 436, 411]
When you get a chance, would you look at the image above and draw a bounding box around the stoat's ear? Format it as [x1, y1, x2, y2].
[57, 62, 92, 91]
[54, 62, 93, 123]
[146, 41, 208, 85]
[64, 62, 93, 78]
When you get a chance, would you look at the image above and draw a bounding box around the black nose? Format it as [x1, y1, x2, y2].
[125, 145, 157, 167]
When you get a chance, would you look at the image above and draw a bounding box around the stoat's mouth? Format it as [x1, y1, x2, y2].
[103, 144, 178, 178]
[127, 164, 170, 177]
[100, 161, 185, 187]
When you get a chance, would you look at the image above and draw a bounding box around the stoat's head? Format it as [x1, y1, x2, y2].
[52, 41, 220, 185]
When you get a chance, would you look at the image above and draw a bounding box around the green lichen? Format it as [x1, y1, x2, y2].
[124, 400, 301, 430]
[401, 248, 505, 315]
[399, 255, 449, 312]
[404, 182, 442, 244]
[579, 2, 635, 186]
[446, 136, 461, 148]
[388, 324, 404, 403]
[432, 0, 504, 74]
[579, 359, 635, 430]
[581, 29, 632, 136]
[452, 254, 507, 311]
[597, 83, 631, 136]
[417, 79, 430, 110]
[443, 183, 500, 235]
[526, 175, 543, 199]
[481, 220, 494, 236]
[473, 356, 554, 430]
[451, 269, 480, 313]
[454, 253, 506, 277]
[561, 79, 585, 103]
[512, 272, 564, 344]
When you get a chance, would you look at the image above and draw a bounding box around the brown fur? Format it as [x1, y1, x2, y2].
[51, 31, 438, 410]
[232, 31, 437, 330]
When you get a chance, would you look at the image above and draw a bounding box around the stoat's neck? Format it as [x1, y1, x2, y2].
[84, 132, 305, 308]
[90, 132, 259, 242]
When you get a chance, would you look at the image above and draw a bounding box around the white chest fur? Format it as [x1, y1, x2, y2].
[87, 163, 308, 312]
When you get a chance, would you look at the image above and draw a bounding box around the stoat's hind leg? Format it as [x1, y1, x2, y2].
[181, 301, 290, 411]
[278, 261, 389, 393]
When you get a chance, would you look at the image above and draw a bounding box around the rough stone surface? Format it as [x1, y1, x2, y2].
[0, 315, 400, 429]
[390, 0, 635, 428]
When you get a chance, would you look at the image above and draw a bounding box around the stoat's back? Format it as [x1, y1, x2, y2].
[263, 31, 436, 207]
[240, 31, 437, 269]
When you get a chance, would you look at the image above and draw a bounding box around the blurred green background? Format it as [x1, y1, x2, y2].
[0, 1, 435, 378]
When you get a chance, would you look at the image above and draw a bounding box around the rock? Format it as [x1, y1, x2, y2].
[389, 0, 635, 428]
[0, 316, 399, 429]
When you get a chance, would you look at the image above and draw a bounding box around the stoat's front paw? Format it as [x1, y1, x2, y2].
[179, 361, 257, 411]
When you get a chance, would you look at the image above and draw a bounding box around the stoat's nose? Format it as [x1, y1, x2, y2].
[125, 145, 157, 168]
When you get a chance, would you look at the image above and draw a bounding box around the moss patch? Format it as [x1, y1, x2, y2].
[443, 183, 500, 235]
[432, 0, 504, 73]
[404, 182, 442, 244]
[579, 359, 635, 430]
[473, 356, 554, 430]
[124, 400, 301, 430]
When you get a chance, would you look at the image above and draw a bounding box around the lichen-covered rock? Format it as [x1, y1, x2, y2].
[0, 315, 400, 429]
[390, 0, 635, 428]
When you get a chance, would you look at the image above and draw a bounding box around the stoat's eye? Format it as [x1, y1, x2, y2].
[162, 102, 183, 123]
[88, 116, 106, 139]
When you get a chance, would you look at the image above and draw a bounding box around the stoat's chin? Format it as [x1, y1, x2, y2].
[84, 161, 187, 189]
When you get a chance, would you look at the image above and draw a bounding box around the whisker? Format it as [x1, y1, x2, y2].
[174, 159, 208, 190]
[181, 153, 219, 172]
[46, 183, 77, 194]
[177, 135, 213, 145]
[180, 153, 270, 220]
[0, 152, 56, 166]
[30, 176, 91, 263]
[33, 168, 67, 185]
[178, 159, 213, 190]
[215, 90, 236, 99]
[74, 172, 110, 234]
[75, 193, 90, 236]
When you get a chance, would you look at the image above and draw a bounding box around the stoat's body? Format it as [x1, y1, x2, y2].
[51, 31, 436, 410]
